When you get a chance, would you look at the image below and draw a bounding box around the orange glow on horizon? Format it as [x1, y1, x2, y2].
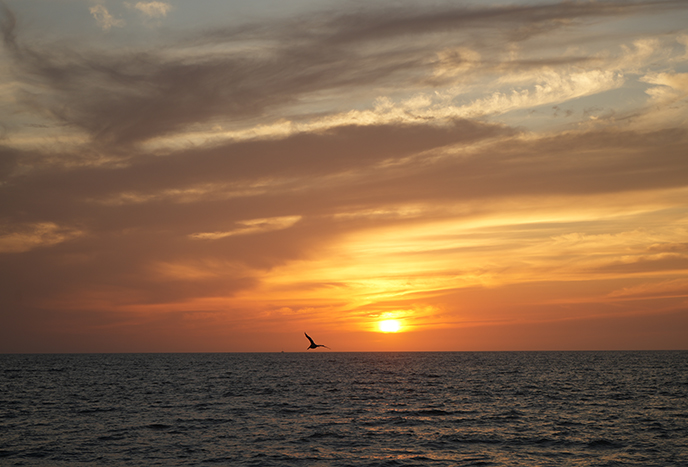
[2, 2, 688, 353]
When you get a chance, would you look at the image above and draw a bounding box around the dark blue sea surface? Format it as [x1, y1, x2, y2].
[1, 351, 687, 466]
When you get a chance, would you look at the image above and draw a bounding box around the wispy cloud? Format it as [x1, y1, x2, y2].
[190, 216, 302, 240]
[133, 1, 171, 18]
[89, 4, 125, 31]
[0, 1, 683, 146]
[608, 278, 688, 299]
[0, 222, 84, 253]
[1, 0, 687, 351]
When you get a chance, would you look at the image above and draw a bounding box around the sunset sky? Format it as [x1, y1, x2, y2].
[1, 0, 687, 352]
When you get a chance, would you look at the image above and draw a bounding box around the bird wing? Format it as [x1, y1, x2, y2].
[304, 332, 315, 345]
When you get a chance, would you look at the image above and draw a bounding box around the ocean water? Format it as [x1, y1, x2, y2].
[1, 352, 687, 466]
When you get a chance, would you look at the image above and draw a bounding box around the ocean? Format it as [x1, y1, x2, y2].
[1, 351, 686, 466]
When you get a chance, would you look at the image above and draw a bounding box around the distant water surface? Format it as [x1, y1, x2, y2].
[1, 351, 687, 466]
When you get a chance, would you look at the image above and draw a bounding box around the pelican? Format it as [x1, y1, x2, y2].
[304, 332, 330, 350]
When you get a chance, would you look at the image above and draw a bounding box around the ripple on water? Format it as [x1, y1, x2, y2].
[0, 351, 686, 466]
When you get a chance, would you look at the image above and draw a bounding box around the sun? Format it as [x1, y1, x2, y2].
[378, 319, 401, 333]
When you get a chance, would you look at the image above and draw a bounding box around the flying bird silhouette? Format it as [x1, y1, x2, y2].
[305, 332, 330, 350]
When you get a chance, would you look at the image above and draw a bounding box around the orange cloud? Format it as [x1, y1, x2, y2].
[1, 0, 687, 352]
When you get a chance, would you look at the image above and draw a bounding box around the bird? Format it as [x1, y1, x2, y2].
[304, 332, 330, 350]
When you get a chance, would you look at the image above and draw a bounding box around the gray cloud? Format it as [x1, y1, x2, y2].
[1, 0, 687, 351]
[3, 1, 684, 146]
[0, 146, 20, 181]
[204, 1, 682, 46]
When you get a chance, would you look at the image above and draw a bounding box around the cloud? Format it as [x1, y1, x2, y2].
[608, 279, 688, 299]
[255, 1, 686, 47]
[89, 5, 125, 31]
[0, 146, 20, 181]
[1, 1, 688, 351]
[595, 254, 688, 275]
[1, 119, 513, 215]
[133, 1, 171, 18]
[0, 222, 84, 253]
[642, 71, 688, 101]
[1, 1, 684, 146]
[453, 69, 623, 117]
[190, 216, 302, 240]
